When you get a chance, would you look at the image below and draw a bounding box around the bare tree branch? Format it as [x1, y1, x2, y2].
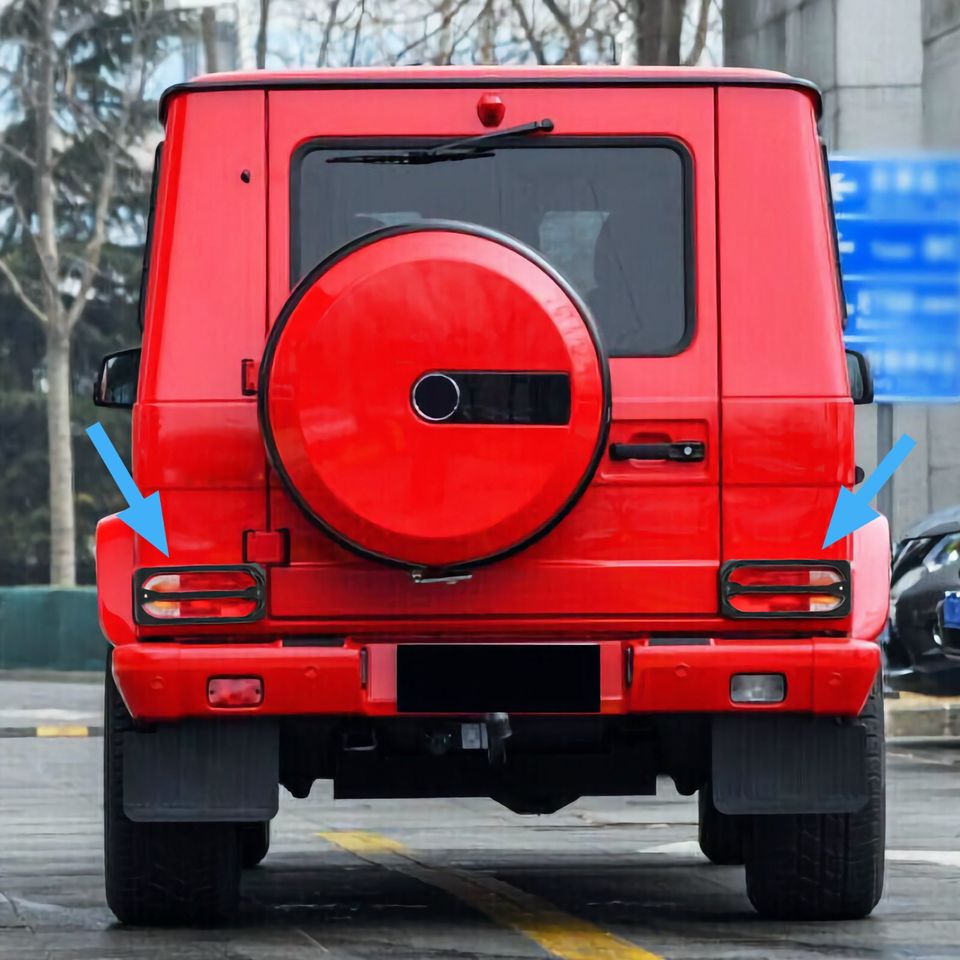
[0, 187, 56, 289]
[683, 0, 712, 66]
[0, 257, 47, 323]
[0, 137, 36, 169]
[65, 145, 116, 330]
[509, 0, 547, 64]
[438, 1, 491, 62]
[349, 0, 366, 65]
[540, 0, 582, 63]
[316, 0, 342, 66]
[256, 0, 270, 69]
[391, 0, 473, 64]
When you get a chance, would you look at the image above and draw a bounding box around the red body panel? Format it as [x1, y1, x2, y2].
[264, 84, 722, 618]
[97, 68, 884, 722]
[112, 637, 879, 722]
[717, 89, 854, 568]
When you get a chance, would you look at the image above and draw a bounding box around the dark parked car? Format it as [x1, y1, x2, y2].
[885, 505, 960, 695]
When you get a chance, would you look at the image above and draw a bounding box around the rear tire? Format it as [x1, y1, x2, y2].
[743, 684, 885, 920]
[103, 656, 241, 925]
[240, 821, 271, 868]
[698, 783, 744, 865]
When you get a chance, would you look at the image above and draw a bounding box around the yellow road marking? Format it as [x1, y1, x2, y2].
[321, 830, 408, 855]
[319, 830, 663, 960]
[35, 725, 89, 737]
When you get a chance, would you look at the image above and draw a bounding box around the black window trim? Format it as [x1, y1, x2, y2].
[137, 141, 164, 332]
[820, 139, 848, 330]
[289, 135, 695, 359]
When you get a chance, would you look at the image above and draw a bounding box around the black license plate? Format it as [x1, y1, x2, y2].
[396, 644, 601, 714]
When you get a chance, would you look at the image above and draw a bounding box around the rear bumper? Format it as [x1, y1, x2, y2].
[112, 637, 880, 722]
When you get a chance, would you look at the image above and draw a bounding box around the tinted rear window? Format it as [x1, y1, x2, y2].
[292, 141, 691, 357]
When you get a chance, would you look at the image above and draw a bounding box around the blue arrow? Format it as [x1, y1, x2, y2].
[85, 422, 168, 555]
[822, 434, 916, 548]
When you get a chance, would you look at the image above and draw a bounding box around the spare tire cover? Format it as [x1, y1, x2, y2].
[260, 222, 610, 570]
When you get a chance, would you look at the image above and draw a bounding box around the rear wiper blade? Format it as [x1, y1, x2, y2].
[329, 118, 554, 165]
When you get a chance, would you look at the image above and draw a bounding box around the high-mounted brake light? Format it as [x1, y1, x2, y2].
[134, 565, 265, 625]
[720, 560, 850, 619]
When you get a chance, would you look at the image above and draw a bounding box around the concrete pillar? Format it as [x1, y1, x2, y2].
[724, 0, 942, 537]
[923, 0, 960, 149]
[724, 0, 923, 149]
[921, 2, 960, 527]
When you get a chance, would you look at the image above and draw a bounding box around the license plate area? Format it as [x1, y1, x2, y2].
[396, 643, 601, 714]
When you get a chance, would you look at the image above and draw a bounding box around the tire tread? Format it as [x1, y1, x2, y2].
[104, 658, 240, 926]
[743, 684, 885, 920]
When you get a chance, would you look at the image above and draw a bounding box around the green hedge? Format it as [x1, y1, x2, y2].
[0, 587, 105, 670]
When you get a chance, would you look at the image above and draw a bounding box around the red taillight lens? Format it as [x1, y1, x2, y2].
[142, 597, 260, 620]
[207, 676, 263, 707]
[727, 592, 844, 614]
[136, 566, 265, 625]
[727, 566, 842, 588]
[143, 570, 257, 593]
[721, 561, 850, 618]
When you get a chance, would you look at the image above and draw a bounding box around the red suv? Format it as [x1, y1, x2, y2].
[94, 66, 887, 926]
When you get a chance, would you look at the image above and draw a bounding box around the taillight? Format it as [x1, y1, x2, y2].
[720, 561, 850, 619]
[134, 565, 265, 625]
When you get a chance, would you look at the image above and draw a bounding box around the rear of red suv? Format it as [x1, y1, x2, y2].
[94, 66, 888, 925]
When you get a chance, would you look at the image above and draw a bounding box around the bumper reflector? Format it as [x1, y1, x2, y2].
[134, 565, 265, 626]
[730, 673, 786, 704]
[720, 560, 850, 618]
[207, 676, 263, 707]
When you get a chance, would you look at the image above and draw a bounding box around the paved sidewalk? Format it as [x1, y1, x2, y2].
[885, 690, 960, 738]
[0, 674, 102, 737]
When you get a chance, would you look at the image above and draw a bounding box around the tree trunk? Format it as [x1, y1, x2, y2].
[36, 0, 76, 586]
[316, 0, 341, 67]
[256, 0, 270, 69]
[661, 0, 684, 64]
[46, 321, 76, 586]
[201, 6, 220, 73]
[479, 0, 496, 62]
[632, 0, 688, 65]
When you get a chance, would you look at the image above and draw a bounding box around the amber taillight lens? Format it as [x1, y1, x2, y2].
[720, 561, 850, 619]
[135, 565, 265, 625]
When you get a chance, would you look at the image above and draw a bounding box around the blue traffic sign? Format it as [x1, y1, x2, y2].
[831, 155, 960, 402]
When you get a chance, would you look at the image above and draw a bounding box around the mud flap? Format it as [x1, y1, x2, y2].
[123, 719, 278, 822]
[711, 714, 868, 815]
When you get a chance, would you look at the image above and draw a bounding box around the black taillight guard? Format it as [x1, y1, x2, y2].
[720, 559, 851, 619]
[133, 564, 266, 626]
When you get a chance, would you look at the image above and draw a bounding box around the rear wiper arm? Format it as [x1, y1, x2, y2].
[428, 118, 554, 154]
[329, 118, 555, 165]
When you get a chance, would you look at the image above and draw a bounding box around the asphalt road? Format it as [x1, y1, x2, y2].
[2, 677, 960, 959]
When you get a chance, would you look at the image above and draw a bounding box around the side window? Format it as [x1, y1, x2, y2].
[138, 142, 163, 330]
[821, 141, 848, 329]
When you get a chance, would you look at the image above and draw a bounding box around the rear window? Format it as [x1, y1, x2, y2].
[292, 140, 692, 357]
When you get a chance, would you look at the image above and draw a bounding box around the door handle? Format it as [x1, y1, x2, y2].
[608, 441, 705, 462]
